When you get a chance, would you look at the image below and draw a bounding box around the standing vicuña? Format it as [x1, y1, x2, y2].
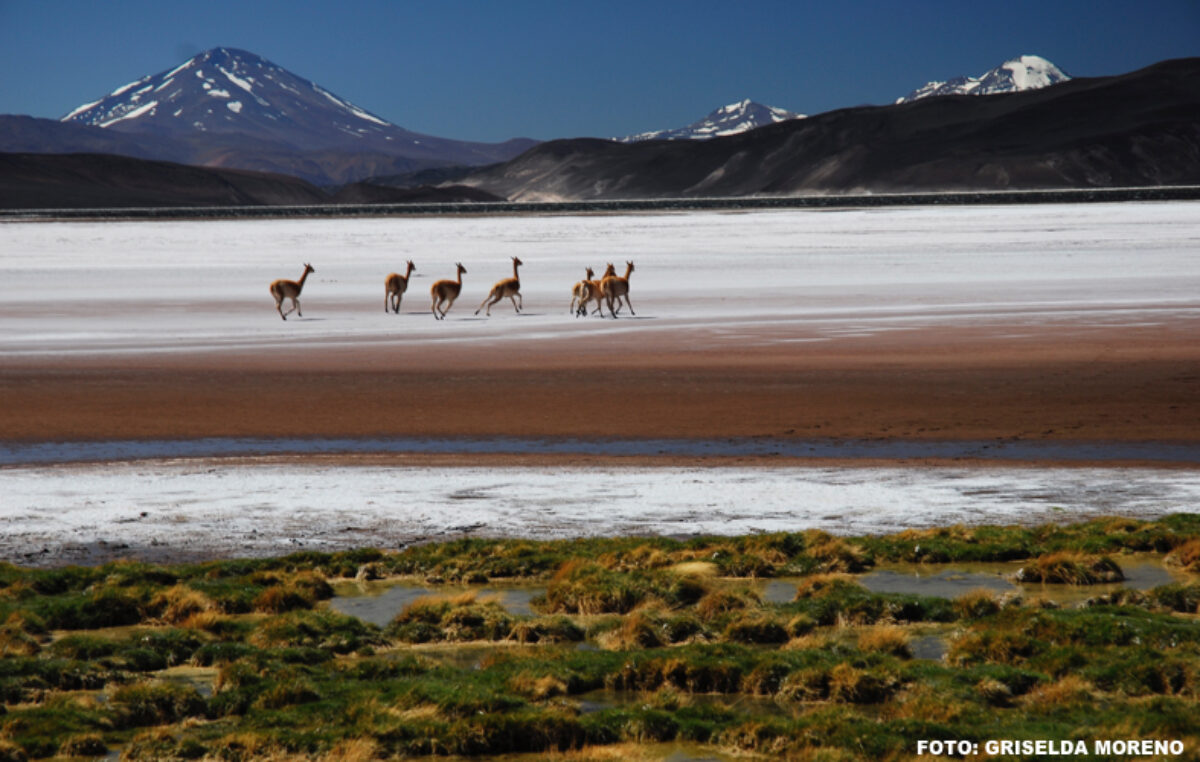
[570, 267, 595, 317]
[385, 261, 416, 313]
[603, 261, 635, 317]
[269, 263, 314, 321]
[587, 263, 617, 317]
[476, 257, 524, 316]
[431, 263, 467, 320]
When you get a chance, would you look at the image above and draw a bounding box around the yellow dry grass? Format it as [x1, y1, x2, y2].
[1022, 675, 1095, 709]
[1166, 538, 1200, 572]
[669, 561, 720, 577]
[153, 584, 216, 624]
[857, 625, 912, 657]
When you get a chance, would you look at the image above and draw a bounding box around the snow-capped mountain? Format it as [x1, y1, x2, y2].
[57, 47, 535, 183]
[897, 55, 1070, 103]
[62, 47, 403, 150]
[619, 99, 803, 142]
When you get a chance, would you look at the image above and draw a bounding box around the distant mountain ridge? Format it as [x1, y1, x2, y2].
[897, 55, 1070, 103]
[457, 58, 1200, 201]
[615, 56, 1066, 144]
[38, 47, 536, 185]
[2, 49, 1076, 187]
[619, 99, 803, 142]
[5, 53, 1198, 208]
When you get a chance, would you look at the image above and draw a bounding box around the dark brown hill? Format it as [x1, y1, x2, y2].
[0, 115, 533, 187]
[0, 152, 509, 209]
[460, 58, 1200, 200]
[0, 152, 328, 209]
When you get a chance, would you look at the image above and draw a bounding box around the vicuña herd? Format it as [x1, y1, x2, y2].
[269, 259, 636, 320]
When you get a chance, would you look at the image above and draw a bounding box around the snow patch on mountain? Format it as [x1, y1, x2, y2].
[219, 66, 254, 93]
[61, 99, 102, 121]
[99, 100, 158, 128]
[109, 79, 144, 98]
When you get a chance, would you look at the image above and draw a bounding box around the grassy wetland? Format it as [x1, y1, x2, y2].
[0, 516, 1198, 760]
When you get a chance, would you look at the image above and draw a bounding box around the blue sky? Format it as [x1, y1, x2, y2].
[1, 0, 1197, 143]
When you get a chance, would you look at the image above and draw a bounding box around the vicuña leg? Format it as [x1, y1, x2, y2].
[477, 293, 500, 315]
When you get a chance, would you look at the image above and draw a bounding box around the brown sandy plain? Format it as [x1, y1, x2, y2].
[3, 316, 1197, 462]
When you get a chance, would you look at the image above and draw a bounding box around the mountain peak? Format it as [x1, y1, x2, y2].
[989, 55, 1069, 91]
[60, 46, 395, 140]
[896, 55, 1070, 104]
[200, 46, 261, 62]
[53, 47, 536, 185]
[619, 99, 804, 142]
[716, 98, 753, 114]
